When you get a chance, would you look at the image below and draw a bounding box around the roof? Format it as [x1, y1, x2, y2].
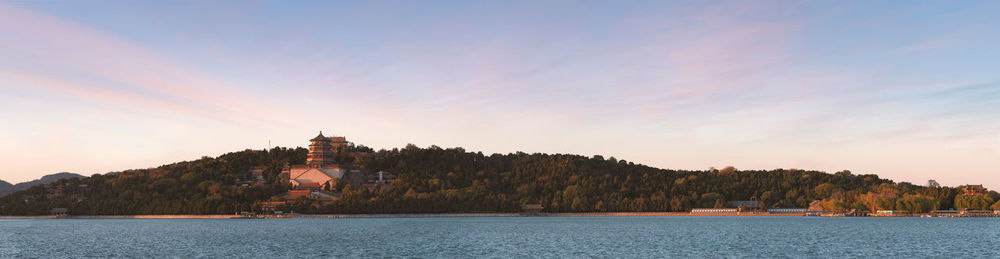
[287, 190, 311, 199]
[310, 131, 330, 142]
[964, 185, 985, 191]
[310, 190, 340, 201]
[297, 182, 322, 188]
[289, 166, 342, 180]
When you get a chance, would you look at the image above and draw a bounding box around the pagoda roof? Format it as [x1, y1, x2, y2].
[310, 131, 330, 141]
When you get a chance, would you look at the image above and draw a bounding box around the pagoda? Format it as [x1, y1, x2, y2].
[307, 131, 337, 167]
[275, 131, 392, 203]
[280, 131, 353, 190]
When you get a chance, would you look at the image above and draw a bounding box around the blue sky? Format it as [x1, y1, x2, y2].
[1, 1, 998, 189]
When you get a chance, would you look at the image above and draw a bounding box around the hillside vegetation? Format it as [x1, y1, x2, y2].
[2, 145, 998, 215]
[0, 148, 305, 215]
[0, 172, 84, 197]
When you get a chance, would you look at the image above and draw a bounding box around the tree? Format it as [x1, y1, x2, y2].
[0, 143, 972, 215]
[699, 193, 726, 208]
[820, 198, 848, 211]
[955, 195, 995, 210]
[896, 194, 938, 213]
[814, 183, 838, 198]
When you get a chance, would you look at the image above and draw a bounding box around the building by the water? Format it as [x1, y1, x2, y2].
[729, 200, 763, 213]
[767, 208, 807, 214]
[691, 208, 738, 214]
[873, 210, 908, 216]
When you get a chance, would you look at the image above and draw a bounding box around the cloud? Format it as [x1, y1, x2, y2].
[0, 2, 293, 127]
[2, 1, 998, 189]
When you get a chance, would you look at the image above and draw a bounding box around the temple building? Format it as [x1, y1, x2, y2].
[282, 131, 349, 189]
[306, 132, 338, 166]
[963, 185, 986, 196]
[328, 136, 348, 151]
[276, 131, 393, 203]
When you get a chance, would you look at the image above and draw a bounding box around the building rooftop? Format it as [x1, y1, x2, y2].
[522, 204, 544, 210]
[310, 131, 330, 142]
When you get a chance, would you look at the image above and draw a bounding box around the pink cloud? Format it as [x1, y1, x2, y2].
[0, 2, 295, 127]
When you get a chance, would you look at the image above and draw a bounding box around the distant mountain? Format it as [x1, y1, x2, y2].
[0, 180, 12, 196]
[0, 172, 85, 197]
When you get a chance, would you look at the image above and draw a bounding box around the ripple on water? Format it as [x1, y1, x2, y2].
[0, 216, 997, 258]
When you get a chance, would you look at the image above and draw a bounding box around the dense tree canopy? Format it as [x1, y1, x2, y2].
[0, 147, 306, 215]
[955, 195, 996, 210]
[1, 144, 996, 215]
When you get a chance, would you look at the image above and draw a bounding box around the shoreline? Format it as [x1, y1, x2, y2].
[2, 212, 995, 219]
[0, 215, 241, 220]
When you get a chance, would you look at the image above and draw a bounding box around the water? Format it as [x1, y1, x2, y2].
[1, 216, 998, 258]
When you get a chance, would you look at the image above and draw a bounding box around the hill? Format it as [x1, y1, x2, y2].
[1, 145, 998, 215]
[0, 172, 85, 197]
[0, 180, 12, 196]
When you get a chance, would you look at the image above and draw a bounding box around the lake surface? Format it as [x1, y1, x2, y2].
[1, 216, 998, 258]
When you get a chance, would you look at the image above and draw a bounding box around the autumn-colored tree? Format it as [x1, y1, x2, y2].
[955, 195, 995, 210]
[0, 144, 980, 215]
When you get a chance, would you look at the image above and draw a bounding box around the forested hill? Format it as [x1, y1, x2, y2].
[1, 145, 998, 215]
[0, 147, 308, 215]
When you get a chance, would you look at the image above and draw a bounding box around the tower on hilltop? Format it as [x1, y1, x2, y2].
[307, 131, 337, 167]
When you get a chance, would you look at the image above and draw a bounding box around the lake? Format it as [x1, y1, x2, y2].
[1, 216, 997, 258]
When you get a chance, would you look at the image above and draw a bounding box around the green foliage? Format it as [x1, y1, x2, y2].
[699, 193, 726, 208]
[954, 195, 995, 210]
[0, 144, 981, 215]
[895, 194, 938, 213]
[0, 147, 307, 215]
[820, 198, 849, 211]
[343, 147, 948, 213]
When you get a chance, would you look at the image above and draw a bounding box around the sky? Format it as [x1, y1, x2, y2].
[1, 1, 998, 189]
